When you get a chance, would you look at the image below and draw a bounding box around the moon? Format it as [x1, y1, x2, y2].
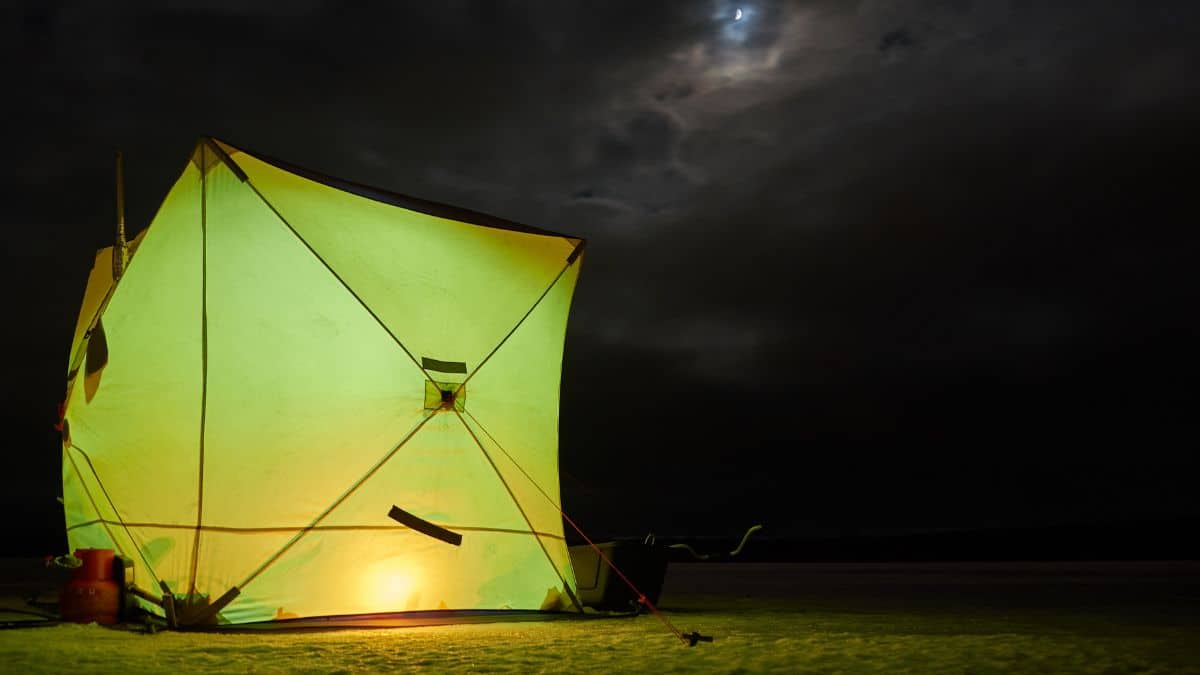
[734, 8, 743, 21]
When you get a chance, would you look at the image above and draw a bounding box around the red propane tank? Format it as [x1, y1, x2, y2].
[59, 548, 121, 625]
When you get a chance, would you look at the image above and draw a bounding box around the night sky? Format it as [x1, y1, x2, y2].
[3, 1, 1198, 554]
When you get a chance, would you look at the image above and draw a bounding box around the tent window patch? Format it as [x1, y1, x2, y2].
[421, 357, 467, 375]
[424, 380, 466, 412]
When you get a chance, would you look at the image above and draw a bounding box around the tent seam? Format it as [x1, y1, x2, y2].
[452, 410, 583, 613]
[66, 519, 567, 539]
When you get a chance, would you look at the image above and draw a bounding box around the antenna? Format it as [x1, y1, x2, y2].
[113, 151, 128, 280]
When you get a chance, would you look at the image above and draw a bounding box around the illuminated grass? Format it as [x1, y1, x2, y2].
[2, 563, 1197, 673]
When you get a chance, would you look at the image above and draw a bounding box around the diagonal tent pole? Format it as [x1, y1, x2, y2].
[210, 137, 583, 426]
[181, 409, 438, 626]
[450, 240, 584, 400]
[462, 410, 558, 511]
[237, 410, 437, 589]
[460, 409, 693, 646]
[451, 410, 583, 613]
[204, 139, 440, 389]
[62, 449, 130, 570]
[65, 443, 164, 594]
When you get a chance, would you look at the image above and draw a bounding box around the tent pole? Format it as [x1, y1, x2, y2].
[113, 151, 128, 280]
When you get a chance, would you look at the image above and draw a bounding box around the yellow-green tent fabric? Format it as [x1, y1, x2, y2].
[61, 138, 585, 625]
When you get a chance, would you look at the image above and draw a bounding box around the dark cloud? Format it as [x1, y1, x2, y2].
[879, 28, 914, 52]
[3, 0, 1199, 547]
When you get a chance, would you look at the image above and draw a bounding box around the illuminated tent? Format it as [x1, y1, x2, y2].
[61, 138, 586, 626]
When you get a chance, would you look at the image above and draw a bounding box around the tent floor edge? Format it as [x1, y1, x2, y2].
[188, 608, 637, 632]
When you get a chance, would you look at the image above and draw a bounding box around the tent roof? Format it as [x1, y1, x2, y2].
[206, 136, 584, 244]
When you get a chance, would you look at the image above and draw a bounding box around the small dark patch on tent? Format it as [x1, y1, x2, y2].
[387, 505, 463, 546]
[140, 536, 176, 566]
[421, 357, 467, 374]
[84, 319, 108, 402]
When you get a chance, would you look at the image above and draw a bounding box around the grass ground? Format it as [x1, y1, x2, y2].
[1, 561, 1197, 673]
